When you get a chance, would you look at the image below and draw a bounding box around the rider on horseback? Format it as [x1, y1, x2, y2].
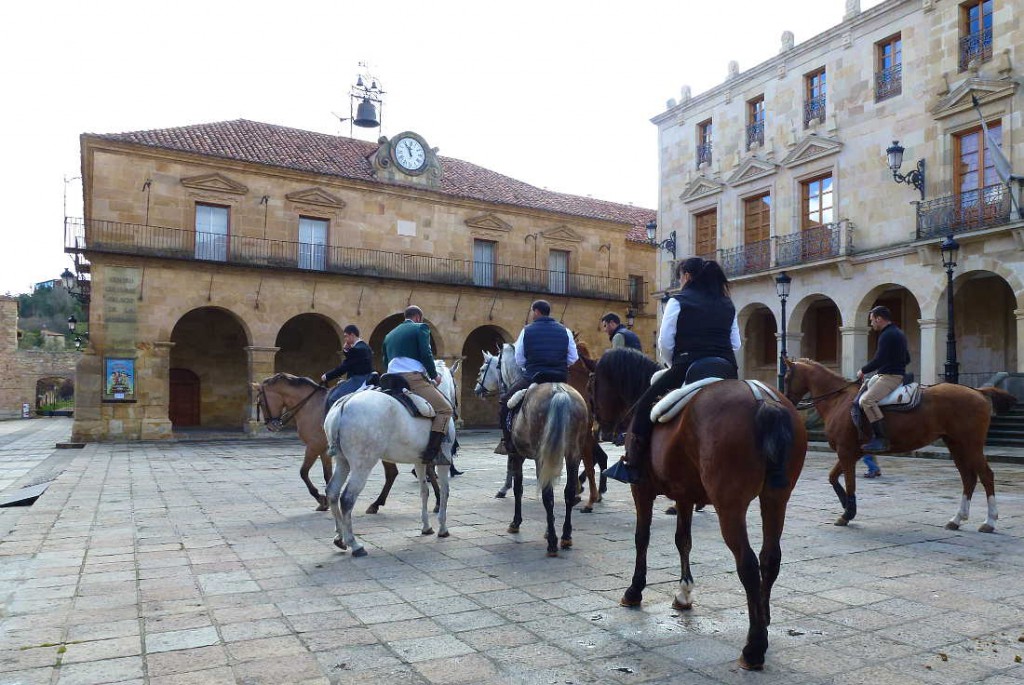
[857, 305, 910, 453]
[607, 257, 740, 484]
[382, 306, 454, 464]
[601, 312, 644, 351]
[499, 299, 579, 459]
[322, 324, 374, 409]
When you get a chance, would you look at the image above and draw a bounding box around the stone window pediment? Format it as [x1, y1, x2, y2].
[465, 212, 512, 233]
[931, 78, 1018, 120]
[726, 157, 778, 186]
[781, 134, 843, 168]
[285, 187, 346, 209]
[541, 225, 583, 243]
[180, 172, 249, 195]
[680, 175, 725, 203]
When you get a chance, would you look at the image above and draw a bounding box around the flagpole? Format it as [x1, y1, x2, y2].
[970, 94, 1021, 220]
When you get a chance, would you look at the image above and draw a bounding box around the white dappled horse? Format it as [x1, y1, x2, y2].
[324, 359, 459, 556]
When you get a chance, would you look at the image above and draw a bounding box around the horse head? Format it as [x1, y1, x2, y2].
[474, 351, 500, 397]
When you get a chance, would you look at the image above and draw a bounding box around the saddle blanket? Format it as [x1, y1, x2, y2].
[651, 378, 780, 424]
[506, 384, 537, 411]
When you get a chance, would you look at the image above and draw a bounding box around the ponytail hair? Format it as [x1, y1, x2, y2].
[677, 257, 731, 297]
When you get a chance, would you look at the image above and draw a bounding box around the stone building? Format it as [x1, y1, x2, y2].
[0, 297, 78, 419]
[66, 120, 655, 441]
[651, 0, 1022, 388]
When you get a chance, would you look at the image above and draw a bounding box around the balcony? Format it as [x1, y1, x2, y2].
[64, 218, 634, 302]
[720, 239, 770, 277]
[745, 121, 764, 150]
[874, 63, 902, 102]
[916, 183, 1022, 239]
[775, 223, 850, 267]
[959, 28, 992, 71]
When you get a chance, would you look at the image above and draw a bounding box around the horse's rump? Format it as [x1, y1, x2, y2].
[977, 385, 1017, 415]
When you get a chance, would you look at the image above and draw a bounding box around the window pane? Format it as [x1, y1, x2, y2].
[298, 217, 327, 270]
[549, 250, 568, 295]
[473, 239, 495, 287]
[195, 204, 228, 261]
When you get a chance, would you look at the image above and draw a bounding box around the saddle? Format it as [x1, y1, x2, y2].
[651, 377, 780, 424]
[374, 373, 436, 419]
[850, 373, 922, 435]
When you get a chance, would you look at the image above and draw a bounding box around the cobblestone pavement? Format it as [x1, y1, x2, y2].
[2, 422, 1024, 684]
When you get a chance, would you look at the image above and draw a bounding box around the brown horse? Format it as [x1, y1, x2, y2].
[571, 338, 608, 512]
[783, 358, 1016, 531]
[592, 348, 808, 670]
[253, 374, 440, 513]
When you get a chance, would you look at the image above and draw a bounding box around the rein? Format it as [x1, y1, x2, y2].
[794, 381, 859, 411]
[258, 383, 324, 432]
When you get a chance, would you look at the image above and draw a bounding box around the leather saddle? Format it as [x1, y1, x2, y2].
[650, 357, 743, 424]
[374, 373, 436, 419]
[851, 373, 922, 434]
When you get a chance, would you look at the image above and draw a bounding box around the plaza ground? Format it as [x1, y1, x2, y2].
[2, 419, 1024, 684]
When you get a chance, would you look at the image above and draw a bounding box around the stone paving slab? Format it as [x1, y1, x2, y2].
[1, 425, 1024, 684]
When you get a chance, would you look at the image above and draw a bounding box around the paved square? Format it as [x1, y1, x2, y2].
[2, 419, 1024, 684]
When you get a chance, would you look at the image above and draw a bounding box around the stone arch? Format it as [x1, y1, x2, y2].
[791, 294, 842, 372]
[367, 313, 442, 373]
[274, 313, 344, 380]
[737, 302, 777, 386]
[460, 325, 514, 427]
[943, 268, 1017, 385]
[854, 283, 923, 380]
[169, 306, 251, 430]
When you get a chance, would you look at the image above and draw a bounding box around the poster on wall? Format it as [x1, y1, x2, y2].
[103, 357, 136, 402]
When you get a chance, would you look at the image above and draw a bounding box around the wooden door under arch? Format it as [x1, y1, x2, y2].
[169, 368, 200, 427]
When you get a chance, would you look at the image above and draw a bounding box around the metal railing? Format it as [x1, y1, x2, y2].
[803, 95, 826, 128]
[745, 121, 764, 149]
[719, 239, 770, 277]
[696, 143, 713, 168]
[959, 28, 993, 71]
[64, 218, 634, 301]
[916, 183, 1017, 239]
[775, 223, 845, 266]
[874, 63, 902, 102]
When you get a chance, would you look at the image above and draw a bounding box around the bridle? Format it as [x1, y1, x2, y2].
[255, 382, 324, 432]
[476, 351, 509, 398]
[790, 378, 859, 411]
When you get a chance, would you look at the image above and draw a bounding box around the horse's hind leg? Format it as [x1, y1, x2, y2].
[581, 439, 598, 513]
[542, 484, 558, 557]
[366, 461, 398, 514]
[300, 446, 327, 511]
[436, 467, 450, 538]
[428, 464, 441, 514]
[415, 464, 435, 536]
[718, 507, 768, 670]
[830, 456, 858, 526]
[508, 456, 524, 534]
[337, 464, 372, 556]
[945, 440, 997, 532]
[561, 457, 580, 548]
[621, 484, 656, 607]
[757, 489, 791, 626]
[496, 455, 514, 498]
[326, 457, 351, 551]
[672, 502, 695, 610]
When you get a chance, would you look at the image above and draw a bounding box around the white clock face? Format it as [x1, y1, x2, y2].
[394, 137, 426, 171]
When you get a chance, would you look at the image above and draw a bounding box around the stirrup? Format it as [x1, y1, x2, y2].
[603, 460, 640, 485]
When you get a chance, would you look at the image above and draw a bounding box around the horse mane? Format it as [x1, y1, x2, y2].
[264, 372, 322, 390]
[793, 357, 847, 383]
[597, 348, 661, 402]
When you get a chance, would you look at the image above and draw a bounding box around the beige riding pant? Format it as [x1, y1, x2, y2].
[859, 373, 903, 423]
[401, 372, 454, 433]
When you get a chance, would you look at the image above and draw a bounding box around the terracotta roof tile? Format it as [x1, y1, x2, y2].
[93, 119, 655, 238]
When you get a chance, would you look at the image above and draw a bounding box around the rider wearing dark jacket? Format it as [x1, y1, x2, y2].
[600, 312, 643, 351]
[322, 325, 374, 408]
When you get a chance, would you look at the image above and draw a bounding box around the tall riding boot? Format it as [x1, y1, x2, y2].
[499, 403, 518, 458]
[421, 430, 445, 463]
[604, 433, 645, 485]
[860, 419, 889, 453]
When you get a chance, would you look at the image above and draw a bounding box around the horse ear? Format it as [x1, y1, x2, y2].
[451, 358, 463, 374]
[249, 382, 261, 392]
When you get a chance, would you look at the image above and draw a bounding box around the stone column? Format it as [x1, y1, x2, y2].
[71, 349, 103, 442]
[246, 346, 280, 435]
[140, 341, 174, 440]
[1015, 309, 1024, 373]
[839, 326, 868, 379]
[918, 318, 942, 384]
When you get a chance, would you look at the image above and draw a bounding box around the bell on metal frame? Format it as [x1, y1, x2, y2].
[353, 98, 380, 128]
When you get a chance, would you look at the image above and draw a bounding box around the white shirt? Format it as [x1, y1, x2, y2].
[387, 357, 427, 374]
[658, 296, 741, 366]
[514, 325, 579, 370]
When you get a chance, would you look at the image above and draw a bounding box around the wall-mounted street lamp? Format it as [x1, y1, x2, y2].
[941, 234, 960, 383]
[626, 307, 636, 330]
[885, 140, 926, 200]
[67, 315, 89, 351]
[645, 220, 676, 259]
[60, 268, 90, 304]
[775, 271, 792, 391]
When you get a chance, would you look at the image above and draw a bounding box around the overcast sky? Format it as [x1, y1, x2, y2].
[0, 0, 882, 295]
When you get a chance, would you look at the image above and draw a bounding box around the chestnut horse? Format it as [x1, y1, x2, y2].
[253, 374, 440, 513]
[783, 358, 1016, 531]
[591, 348, 808, 670]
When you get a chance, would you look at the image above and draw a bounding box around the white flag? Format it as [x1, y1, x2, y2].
[972, 95, 1014, 185]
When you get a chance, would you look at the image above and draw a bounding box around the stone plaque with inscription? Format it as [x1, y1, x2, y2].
[103, 267, 142, 353]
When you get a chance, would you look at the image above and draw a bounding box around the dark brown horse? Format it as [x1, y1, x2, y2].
[592, 348, 808, 670]
[571, 339, 608, 512]
[253, 374, 440, 513]
[783, 358, 1016, 531]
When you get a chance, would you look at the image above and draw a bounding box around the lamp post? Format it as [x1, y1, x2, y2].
[67, 315, 88, 351]
[885, 140, 926, 200]
[775, 271, 792, 390]
[941, 234, 960, 383]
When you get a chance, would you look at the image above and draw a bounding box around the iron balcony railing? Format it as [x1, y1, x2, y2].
[959, 28, 993, 71]
[875, 63, 902, 102]
[696, 143, 713, 168]
[720, 239, 770, 277]
[746, 121, 764, 149]
[915, 183, 1019, 239]
[64, 218, 634, 301]
[803, 95, 826, 127]
[775, 223, 847, 267]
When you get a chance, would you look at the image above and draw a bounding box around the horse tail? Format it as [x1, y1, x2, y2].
[536, 385, 571, 492]
[976, 386, 1017, 416]
[755, 397, 795, 490]
[324, 395, 347, 458]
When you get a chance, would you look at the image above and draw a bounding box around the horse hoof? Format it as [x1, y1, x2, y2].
[438, 530, 450, 538]
[433, 506, 440, 514]
[671, 599, 692, 611]
[581, 506, 593, 514]
[571, 497, 582, 507]
[979, 523, 995, 533]
[507, 526, 519, 534]
[365, 504, 380, 515]
[495, 491, 507, 499]
[316, 503, 329, 512]
[695, 504, 706, 512]
[560, 538, 572, 549]
[422, 528, 435, 536]
[834, 516, 849, 527]
[664, 506, 677, 516]
[945, 521, 960, 530]
[352, 547, 368, 558]
[738, 657, 764, 672]
[333, 538, 347, 550]
[619, 595, 642, 608]
[546, 550, 559, 557]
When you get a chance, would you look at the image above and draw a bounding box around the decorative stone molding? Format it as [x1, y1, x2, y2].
[726, 157, 778, 186]
[465, 212, 512, 233]
[284, 187, 346, 209]
[180, 173, 248, 195]
[835, 259, 854, 279]
[370, 131, 442, 187]
[679, 175, 726, 203]
[780, 31, 794, 53]
[541, 225, 583, 243]
[931, 78, 1018, 120]
[780, 134, 843, 168]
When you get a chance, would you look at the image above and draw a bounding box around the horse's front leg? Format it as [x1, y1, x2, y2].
[436, 467, 450, 538]
[508, 456, 524, 534]
[621, 483, 656, 606]
[542, 484, 558, 557]
[300, 446, 327, 511]
[834, 456, 858, 526]
[416, 463, 434, 536]
[366, 461, 397, 514]
[496, 455, 513, 498]
[673, 501, 695, 610]
[581, 440, 597, 513]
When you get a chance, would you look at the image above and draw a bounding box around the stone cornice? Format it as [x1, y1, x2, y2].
[931, 78, 1020, 120]
[780, 134, 843, 168]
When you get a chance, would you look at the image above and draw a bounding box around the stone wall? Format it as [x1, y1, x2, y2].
[0, 298, 79, 420]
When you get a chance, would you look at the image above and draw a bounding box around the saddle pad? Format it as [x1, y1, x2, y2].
[506, 384, 537, 411]
[651, 377, 723, 424]
[650, 368, 668, 386]
[879, 382, 921, 409]
[403, 389, 436, 418]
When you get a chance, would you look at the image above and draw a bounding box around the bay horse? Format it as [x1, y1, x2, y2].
[591, 348, 807, 670]
[475, 344, 590, 556]
[253, 374, 442, 513]
[324, 360, 459, 556]
[783, 357, 1016, 531]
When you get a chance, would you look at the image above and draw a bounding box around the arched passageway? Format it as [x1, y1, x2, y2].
[275, 314, 343, 380]
[36, 376, 73, 413]
[798, 297, 842, 373]
[866, 287, 922, 380]
[169, 307, 250, 429]
[953, 271, 1017, 386]
[461, 325, 512, 427]
[741, 306, 777, 386]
